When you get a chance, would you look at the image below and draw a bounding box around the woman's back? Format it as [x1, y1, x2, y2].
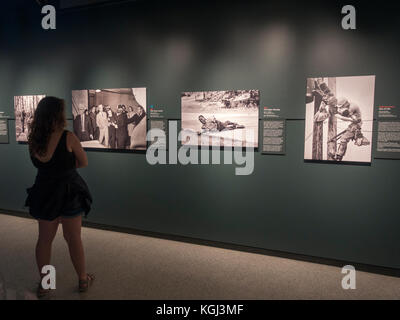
[31, 130, 76, 176]
[25, 96, 92, 222]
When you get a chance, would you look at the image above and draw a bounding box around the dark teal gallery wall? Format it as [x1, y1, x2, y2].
[1, 0, 399, 268]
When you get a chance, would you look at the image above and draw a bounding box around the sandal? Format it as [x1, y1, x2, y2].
[79, 273, 95, 292]
[36, 282, 51, 299]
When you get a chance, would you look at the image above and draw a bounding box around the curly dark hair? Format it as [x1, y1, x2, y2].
[28, 96, 66, 157]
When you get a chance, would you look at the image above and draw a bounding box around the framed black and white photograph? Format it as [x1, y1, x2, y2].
[304, 75, 375, 163]
[72, 88, 147, 150]
[14, 95, 46, 142]
[181, 90, 260, 147]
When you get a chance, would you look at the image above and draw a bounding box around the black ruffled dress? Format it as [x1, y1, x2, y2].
[25, 130, 92, 221]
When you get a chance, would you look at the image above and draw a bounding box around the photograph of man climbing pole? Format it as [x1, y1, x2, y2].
[304, 75, 375, 163]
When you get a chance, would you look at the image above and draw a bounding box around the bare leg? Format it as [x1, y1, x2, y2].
[61, 215, 86, 281]
[36, 218, 59, 279]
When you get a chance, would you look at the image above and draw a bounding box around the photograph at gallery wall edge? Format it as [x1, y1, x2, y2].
[14, 95, 46, 142]
[304, 76, 375, 163]
[181, 90, 260, 147]
[72, 88, 147, 150]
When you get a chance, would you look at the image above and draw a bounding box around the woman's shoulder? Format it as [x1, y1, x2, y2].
[66, 130, 80, 141]
[65, 130, 76, 138]
[65, 130, 78, 148]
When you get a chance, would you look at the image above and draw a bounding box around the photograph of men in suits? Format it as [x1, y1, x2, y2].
[115, 104, 147, 149]
[72, 88, 147, 150]
[106, 106, 117, 149]
[127, 105, 146, 149]
[88, 106, 98, 140]
[96, 104, 109, 147]
[73, 104, 91, 142]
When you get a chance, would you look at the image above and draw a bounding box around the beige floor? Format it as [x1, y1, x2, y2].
[0, 213, 399, 300]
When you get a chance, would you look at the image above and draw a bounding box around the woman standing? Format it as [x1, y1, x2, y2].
[25, 97, 94, 298]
